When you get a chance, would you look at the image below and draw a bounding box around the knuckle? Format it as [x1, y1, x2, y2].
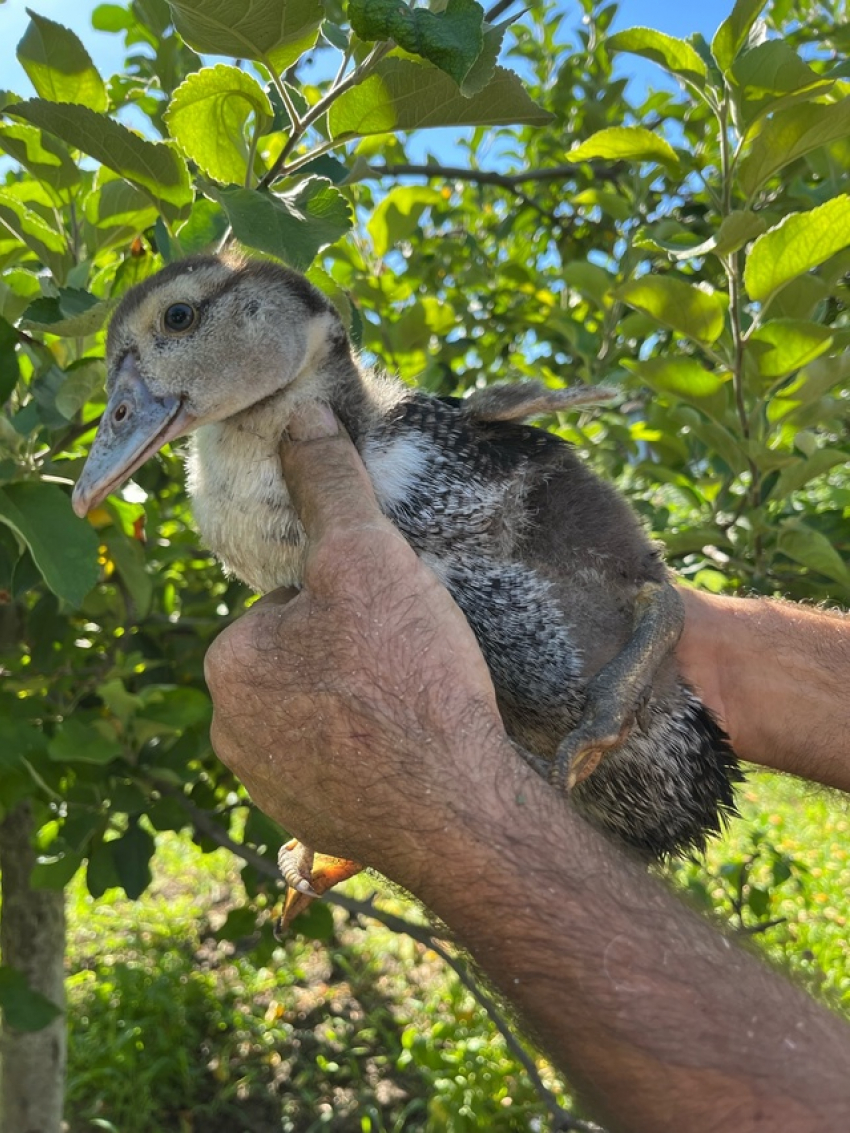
[204, 619, 259, 701]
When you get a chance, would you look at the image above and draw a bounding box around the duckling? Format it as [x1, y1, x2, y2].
[72, 253, 738, 922]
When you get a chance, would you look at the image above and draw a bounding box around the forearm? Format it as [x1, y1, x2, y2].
[426, 740, 850, 1133]
[677, 590, 850, 791]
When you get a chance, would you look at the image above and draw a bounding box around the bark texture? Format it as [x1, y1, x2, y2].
[0, 802, 66, 1133]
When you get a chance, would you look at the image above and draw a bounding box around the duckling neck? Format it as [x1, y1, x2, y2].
[184, 353, 383, 593]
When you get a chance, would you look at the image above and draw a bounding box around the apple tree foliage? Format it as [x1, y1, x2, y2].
[0, 0, 847, 1077]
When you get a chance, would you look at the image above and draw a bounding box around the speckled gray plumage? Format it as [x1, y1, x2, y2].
[102, 255, 740, 858]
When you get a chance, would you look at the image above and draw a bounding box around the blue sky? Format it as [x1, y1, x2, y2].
[2, 0, 736, 99]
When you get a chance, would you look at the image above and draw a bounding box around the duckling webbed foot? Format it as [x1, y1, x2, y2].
[276, 838, 363, 935]
[549, 579, 685, 793]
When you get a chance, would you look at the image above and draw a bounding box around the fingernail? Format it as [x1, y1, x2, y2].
[285, 403, 339, 442]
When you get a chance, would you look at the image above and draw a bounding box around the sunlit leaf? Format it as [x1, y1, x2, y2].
[367, 185, 441, 257]
[748, 319, 833, 379]
[165, 65, 273, 185]
[562, 261, 614, 308]
[627, 356, 727, 398]
[568, 126, 678, 169]
[744, 196, 850, 305]
[731, 40, 832, 121]
[711, 0, 768, 74]
[16, 10, 107, 112]
[0, 188, 68, 277]
[0, 122, 78, 191]
[738, 98, 850, 200]
[617, 276, 726, 344]
[328, 61, 551, 138]
[10, 99, 193, 222]
[166, 0, 323, 73]
[608, 27, 707, 87]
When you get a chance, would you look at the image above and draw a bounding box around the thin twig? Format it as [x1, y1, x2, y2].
[363, 161, 621, 186]
[258, 42, 393, 190]
[485, 0, 525, 20]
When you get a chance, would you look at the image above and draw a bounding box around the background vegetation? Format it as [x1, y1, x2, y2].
[0, 0, 847, 1128]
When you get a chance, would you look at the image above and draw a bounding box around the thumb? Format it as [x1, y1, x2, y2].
[280, 403, 386, 544]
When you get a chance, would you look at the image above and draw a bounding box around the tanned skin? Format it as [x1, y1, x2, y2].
[205, 407, 850, 1133]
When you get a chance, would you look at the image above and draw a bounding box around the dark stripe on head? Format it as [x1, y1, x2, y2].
[108, 254, 338, 352]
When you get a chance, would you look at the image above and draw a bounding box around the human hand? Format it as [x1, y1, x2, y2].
[204, 407, 517, 896]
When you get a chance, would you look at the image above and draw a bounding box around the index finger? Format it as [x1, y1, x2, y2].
[280, 402, 387, 543]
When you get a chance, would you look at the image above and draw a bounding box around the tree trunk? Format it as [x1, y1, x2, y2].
[0, 801, 66, 1133]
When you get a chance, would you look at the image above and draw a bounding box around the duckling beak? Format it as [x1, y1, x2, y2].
[72, 353, 195, 517]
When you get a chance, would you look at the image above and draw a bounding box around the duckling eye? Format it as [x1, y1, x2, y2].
[163, 302, 196, 333]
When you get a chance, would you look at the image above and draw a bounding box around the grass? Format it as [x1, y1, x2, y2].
[64, 772, 850, 1132]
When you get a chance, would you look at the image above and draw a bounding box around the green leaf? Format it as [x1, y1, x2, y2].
[208, 178, 352, 270]
[0, 317, 19, 403]
[608, 27, 707, 87]
[137, 687, 211, 731]
[748, 319, 833, 379]
[0, 123, 79, 192]
[16, 9, 107, 112]
[328, 61, 551, 139]
[54, 359, 105, 419]
[568, 126, 678, 170]
[111, 820, 155, 899]
[616, 276, 726, 345]
[91, 4, 134, 33]
[711, 0, 768, 75]
[10, 99, 192, 222]
[0, 270, 41, 323]
[350, 0, 485, 88]
[165, 64, 273, 185]
[768, 354, 850, 423]
[460, 14, 515, 97]
[367, 185, 441, 258]
[175, 198, 229, 254]
[768, 448, 848, 502]
[738, 98, 850, 200]
[47, 717, 123, 765]
[102, 528, 153, 618]
[216, 906, 258, 941]
[84, 171, 159, 233]
[166, 0, 324, 73]
[668, 209, 767, 261]
[562, 261, 614, 308]
[0, 189, 68, 277]
[778, 521, 850, 587]
[21, 288, 113, 337]
[0, 481, 99, 606]
[730, 40, 832, 119]
[744, 195, 850, 305]
[86, 839, 121, 898]
[0, 966, 61, 1032]
[30, 851, 84, 890]
[628, 356, 727, 398]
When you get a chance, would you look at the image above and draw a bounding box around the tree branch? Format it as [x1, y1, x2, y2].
[158, 782, 602, 1131]
[485, 0, 525, 21]
[362, 161, 622, 187]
